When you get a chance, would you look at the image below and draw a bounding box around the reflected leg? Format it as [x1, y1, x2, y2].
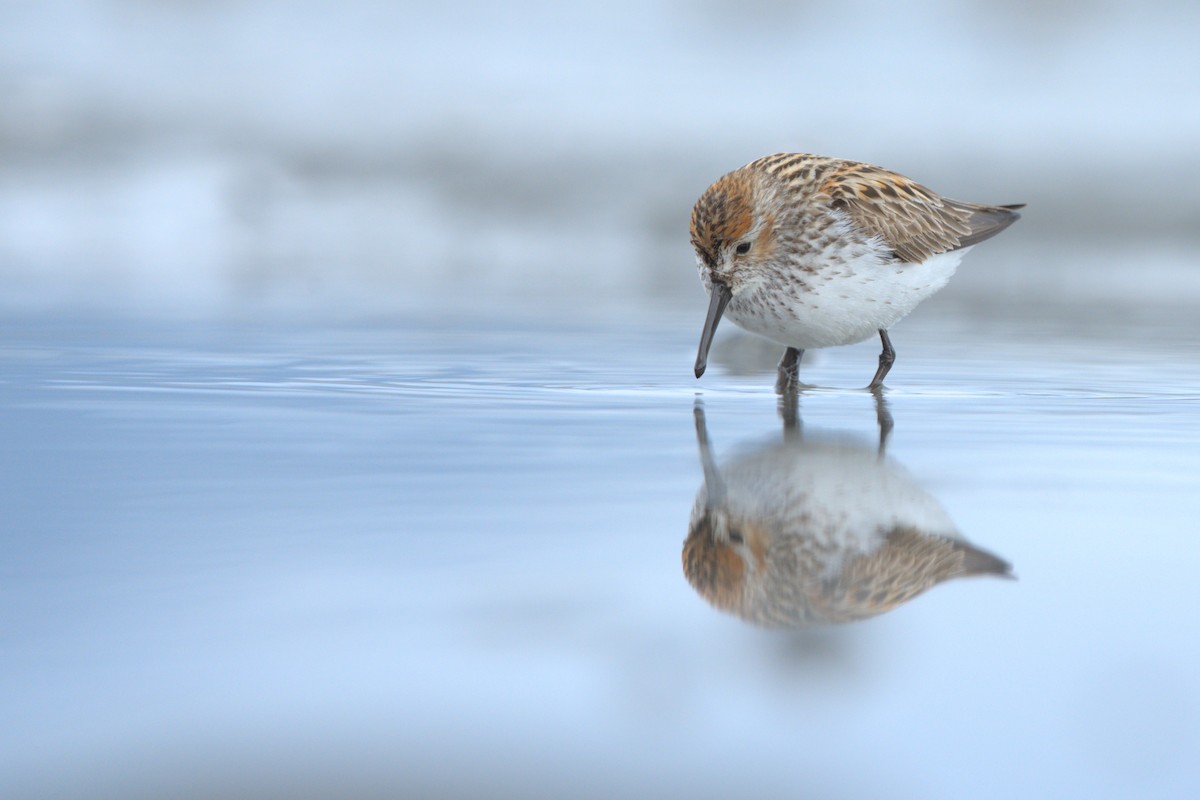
[778, 387, 802, 440]
[872, 387, 894, 455]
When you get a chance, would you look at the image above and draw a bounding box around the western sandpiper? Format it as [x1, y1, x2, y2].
[689, 153, 1022, 390]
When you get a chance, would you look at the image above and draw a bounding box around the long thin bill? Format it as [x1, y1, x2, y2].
[694, 282, 731, 378]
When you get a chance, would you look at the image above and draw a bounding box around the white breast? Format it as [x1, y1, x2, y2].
[728, 247, 970, 350]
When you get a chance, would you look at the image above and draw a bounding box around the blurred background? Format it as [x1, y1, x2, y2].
[3, 0, 1198, 323]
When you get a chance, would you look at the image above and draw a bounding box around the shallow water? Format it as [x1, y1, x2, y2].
[3, 311, 1199, 799]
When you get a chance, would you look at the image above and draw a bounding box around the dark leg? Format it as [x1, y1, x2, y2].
[867, 329, 895, 391]
[775, 347, 804, 394]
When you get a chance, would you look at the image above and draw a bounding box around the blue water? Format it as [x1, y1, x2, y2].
[3, 311, 1198, 799]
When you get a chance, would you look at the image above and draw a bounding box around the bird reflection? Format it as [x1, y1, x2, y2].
[684, 397, 1012, 628]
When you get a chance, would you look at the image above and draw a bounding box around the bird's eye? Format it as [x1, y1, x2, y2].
[735, 241, 752, 255]
[728, 529, 744, 544]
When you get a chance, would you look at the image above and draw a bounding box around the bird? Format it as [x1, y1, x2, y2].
[683, 403, 1013, 628]
[689, 153, 1023, 390]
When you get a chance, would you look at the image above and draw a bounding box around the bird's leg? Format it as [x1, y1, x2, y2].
[872, 387, 894, 455]
[867, 329, 895, 391]
[775, 347, 804, 395]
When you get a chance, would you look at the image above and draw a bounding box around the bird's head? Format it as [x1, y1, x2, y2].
[689, 167, 781, 377]
[690, 168, 781, 292]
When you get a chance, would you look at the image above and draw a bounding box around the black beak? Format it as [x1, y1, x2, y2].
[694, 282, 731, 379]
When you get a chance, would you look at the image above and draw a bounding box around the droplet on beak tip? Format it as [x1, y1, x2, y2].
[694, 282, 731, 380]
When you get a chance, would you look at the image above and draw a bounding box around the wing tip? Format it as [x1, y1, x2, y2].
[955, 202, 1024, 249]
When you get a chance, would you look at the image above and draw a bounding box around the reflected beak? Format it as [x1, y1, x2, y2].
[694, 282, 731, 379]
[693, 403, 727, 507]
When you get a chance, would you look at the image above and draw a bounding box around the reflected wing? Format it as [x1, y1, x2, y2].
[819, 527, 1013, 621]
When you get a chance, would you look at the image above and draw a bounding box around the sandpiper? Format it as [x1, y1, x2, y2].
[690, 153, 1022, 390]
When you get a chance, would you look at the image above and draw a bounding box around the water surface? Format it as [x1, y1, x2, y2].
[2, 311, 1198, 799]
